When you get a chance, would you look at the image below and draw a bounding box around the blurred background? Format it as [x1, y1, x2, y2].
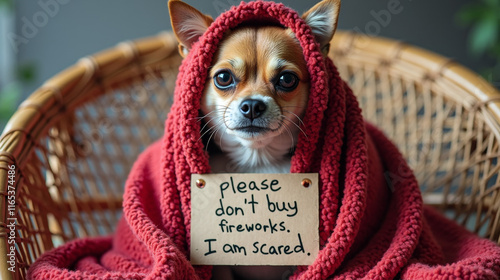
[0, 0, 498, 130]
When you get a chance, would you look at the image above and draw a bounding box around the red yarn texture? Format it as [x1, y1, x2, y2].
[28, 2, 500, 279]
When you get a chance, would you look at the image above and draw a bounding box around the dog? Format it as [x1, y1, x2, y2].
[169, 0, 340, 278]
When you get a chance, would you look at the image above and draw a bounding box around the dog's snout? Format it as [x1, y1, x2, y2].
[239, 99, 267, 120]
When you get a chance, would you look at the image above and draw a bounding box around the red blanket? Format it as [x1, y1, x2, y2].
[28, 1, 500, 279]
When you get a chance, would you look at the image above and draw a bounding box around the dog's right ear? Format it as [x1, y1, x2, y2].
[302, 0, 341, 56]
[168, 0, 213, 57]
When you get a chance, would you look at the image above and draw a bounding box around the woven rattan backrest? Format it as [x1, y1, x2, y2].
[1, 31, 500, 280]
[330, 32, 500, 242]
[0, 33, 182, 280]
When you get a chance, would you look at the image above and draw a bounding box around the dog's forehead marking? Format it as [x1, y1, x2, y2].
[268, 58, 286, 70]
[267, 57, 299, 72]
[228, 58, 244, 70]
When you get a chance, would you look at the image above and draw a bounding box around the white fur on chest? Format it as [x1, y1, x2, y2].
[209, 130, 295, 174]
[209, 152, 291, 174]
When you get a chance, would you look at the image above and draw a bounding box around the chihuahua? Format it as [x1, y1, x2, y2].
[169, 0, 340, 279]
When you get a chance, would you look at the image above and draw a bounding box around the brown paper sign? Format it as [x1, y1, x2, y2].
[190, 173, 319, 266]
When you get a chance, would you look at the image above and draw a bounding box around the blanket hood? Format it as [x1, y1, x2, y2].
[171, 1, 336, 174]
[169, 0, 358, 250]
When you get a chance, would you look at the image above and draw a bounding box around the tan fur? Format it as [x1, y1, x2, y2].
[168, 0, 213, 57]
[201, 26, 310, 145]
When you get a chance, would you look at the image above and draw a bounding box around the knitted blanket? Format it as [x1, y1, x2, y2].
[28, 1, 500, 279]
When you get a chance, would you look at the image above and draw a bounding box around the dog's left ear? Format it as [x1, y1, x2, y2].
[169, 0, 213, 57]
[302, 0, 341, 55]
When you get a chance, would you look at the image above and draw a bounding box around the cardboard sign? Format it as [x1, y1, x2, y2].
[190, 173, 319, 266]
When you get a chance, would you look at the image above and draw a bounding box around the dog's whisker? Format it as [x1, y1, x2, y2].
[205, 123, 224, 151]
[282, 115, 308, 139]
[219, 126, 229, 150]
[213, 105, 232, 112]
[282, 122, 295, 152]
[283, 109, 305, 127]
[199, 117, 220, 136]
[202, 123, 220, 149]
[281, 105, 304, 110]
[199, 126, 215, 142]
[199, 119, 223, 141]
[190, 109, 227, 122]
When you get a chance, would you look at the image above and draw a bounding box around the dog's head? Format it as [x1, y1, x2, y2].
[169, 0, 340, 152]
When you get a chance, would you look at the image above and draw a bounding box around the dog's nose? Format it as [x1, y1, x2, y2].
[239, 99, 267, 120]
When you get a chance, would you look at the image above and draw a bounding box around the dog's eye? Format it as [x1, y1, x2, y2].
[276, 72, 299, 92]
[214, 71, 234, 90]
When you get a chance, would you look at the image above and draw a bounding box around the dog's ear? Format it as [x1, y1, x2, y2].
[302, 0, 341, 55]
[168, 0, 213, 57]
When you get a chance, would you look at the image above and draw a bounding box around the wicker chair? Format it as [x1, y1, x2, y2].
[1, 31, 500, 280]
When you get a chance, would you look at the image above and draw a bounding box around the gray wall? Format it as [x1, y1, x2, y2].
[13, 0, 494, 102]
